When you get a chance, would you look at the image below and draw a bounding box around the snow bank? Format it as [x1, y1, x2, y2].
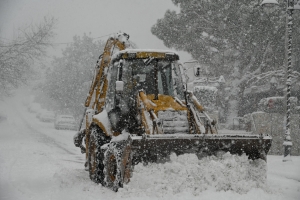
[1, 88, 300, 200]
[118, 153, 268, 198]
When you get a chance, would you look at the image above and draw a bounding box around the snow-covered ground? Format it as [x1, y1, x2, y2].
[0, 91, 299, 200]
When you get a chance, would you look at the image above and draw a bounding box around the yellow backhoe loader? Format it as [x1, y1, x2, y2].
[73, 32, 272, 191]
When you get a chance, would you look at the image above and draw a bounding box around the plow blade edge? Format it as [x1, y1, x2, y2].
[130, 134, 272, 163]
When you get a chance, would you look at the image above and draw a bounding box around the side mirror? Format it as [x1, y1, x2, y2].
[194, 66, 200, 77]
[116, 81, 124, 92]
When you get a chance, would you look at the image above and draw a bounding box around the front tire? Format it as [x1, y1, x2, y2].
[88, 126, 110, 185]
[104, 139, 132, 191]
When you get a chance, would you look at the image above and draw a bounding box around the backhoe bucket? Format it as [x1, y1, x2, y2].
[130, 134, 272, 164]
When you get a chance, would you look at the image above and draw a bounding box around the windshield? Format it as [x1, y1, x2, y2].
[122, 59, 184, 99]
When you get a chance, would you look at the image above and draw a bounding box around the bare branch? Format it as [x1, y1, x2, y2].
[0, 17, 56, 98]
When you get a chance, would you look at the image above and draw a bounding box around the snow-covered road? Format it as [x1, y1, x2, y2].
[0, 92, 299, 200]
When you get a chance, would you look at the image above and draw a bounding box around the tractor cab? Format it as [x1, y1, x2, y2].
[106, 50, 186, 134]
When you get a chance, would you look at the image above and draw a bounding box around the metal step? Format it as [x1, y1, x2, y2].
[158, 110, 189, 134]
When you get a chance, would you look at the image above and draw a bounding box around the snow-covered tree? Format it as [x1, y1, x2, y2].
[152, 0, 300, 121]
[0, 17, 55, 98]
[43, 34, 105, 117]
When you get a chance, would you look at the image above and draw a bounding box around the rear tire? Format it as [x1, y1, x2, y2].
[88, 126, 110, 185]
[104, 146, 119, 191]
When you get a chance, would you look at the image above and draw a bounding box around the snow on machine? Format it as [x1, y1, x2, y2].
[73, 32, 272, 191]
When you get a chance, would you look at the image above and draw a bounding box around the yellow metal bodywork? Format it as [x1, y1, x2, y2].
[189, 93, 205, 112]
[138, 91, 194, 135]
[92, 112, 120, 137]
[83, 36, 127, 159]
[85, 39, 126, 136]
[95, 78, 108, 112]
[85, 38, 127, 108]
[92, 117, 110, 136]
[146, 94, 188, 114]
[139, 92, 187, 113]
[122, 52, 167, 59]
[138, 90, 217, 135]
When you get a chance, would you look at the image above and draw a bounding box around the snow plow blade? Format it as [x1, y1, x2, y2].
[102, 133, 271, 191]
[130, 134, 272, 164]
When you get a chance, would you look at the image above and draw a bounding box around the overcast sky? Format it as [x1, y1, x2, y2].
[0, 0, 192, 63]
